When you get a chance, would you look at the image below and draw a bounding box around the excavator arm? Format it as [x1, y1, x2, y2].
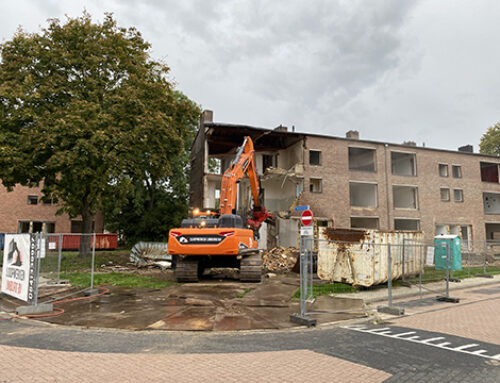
[219, 136, 272, 231]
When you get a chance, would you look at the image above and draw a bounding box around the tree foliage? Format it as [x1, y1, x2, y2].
[103, 91, 200, 245]
[0, 13, 199, 252]
[480, 122, 500, 156]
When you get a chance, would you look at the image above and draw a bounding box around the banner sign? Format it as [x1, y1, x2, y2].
[1, 234, 37, 303]
[425, 246, 435, 266]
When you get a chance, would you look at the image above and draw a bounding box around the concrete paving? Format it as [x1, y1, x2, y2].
[0, 274, 367, 331]
[383, 282, 500, 345]
[0, 345, 392, 383]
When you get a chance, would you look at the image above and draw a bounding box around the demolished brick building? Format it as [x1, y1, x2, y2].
[190, 110, 500, 252]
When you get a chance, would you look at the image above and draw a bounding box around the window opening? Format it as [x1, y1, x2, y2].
[440, 188, 450, 201]
[350, 182, 377, 207]
[309, 178, 322, 193]
[439, 164, 449, 177]
[348, 147, 376, 172]
[393, 185, 418, 209]
[309, 150, 321, 166]
[452, 165, 462, 178]
[391, 152, 416, 176]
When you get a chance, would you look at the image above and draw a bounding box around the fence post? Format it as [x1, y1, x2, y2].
[34, 232, 42, 306]
[419, 244, 423, 300]
[377, 243, 405, 316]
[57, 234, 63, 284]
[476, 240, 493, 278]
[84, 233, 99, 296]
[388, 243, 393, 306]
[290, 233, 317, 327]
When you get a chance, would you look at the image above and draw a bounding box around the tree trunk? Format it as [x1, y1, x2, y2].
[78, 198, 93, 258]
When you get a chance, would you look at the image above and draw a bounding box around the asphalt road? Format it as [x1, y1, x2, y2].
[1, 319, 498, 382]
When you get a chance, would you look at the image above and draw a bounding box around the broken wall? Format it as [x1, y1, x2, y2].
[189, 111, 213, 209]
[277, 217, 299, 248]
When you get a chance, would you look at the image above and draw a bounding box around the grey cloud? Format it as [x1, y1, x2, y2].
[2, 0, 499, 150]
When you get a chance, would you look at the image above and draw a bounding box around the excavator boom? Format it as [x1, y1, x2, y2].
[219, 136, 271, 230]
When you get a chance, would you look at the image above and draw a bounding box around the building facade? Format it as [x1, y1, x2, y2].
[190, 111, 500, 251]
[0, 184, 104, 234]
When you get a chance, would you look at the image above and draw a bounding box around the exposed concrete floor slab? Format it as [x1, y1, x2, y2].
[0, 274, 367, 331]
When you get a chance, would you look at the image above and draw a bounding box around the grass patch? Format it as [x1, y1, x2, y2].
[292, 282, 358, 299]
[60, 272, 175, 289]
[39, 250, 130, 273]
[235, 288, 252, 298]
[405, 266, 500, 284]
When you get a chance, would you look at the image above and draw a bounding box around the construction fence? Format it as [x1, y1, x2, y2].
[294, 232, 500, 323]
[1, 233, 102, 310]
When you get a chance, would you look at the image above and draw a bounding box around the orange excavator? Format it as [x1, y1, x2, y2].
[168, 136, 272, 282]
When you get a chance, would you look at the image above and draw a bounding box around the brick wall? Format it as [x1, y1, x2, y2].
[0, 185, 104, 233]
[299, 134, 500, 245]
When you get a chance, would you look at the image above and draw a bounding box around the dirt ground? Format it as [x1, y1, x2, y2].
[0, 270, 367, 331]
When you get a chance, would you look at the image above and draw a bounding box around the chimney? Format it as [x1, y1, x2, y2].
[346, 130, 359, 140]
[201, 110, 213, 124]
[274, 124, 288, 132]
[403, 141, 417, 146]
[458, 144, 473, 153]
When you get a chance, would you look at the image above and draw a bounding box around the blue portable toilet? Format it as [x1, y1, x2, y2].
[434, 235, 462, 271]
[0, 233, 4, 250]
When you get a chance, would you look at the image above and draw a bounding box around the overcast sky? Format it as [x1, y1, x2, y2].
[1, 0, 499, 151]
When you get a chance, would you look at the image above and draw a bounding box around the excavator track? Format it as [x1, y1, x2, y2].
[240, 253, 262, 282]
[175, 257, 200, 282]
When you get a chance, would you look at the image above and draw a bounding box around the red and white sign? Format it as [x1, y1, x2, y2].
[301, 209, 313, 226]
[1, 234, 34, 302]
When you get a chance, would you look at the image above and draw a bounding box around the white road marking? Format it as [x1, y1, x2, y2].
[343, 326, 500, 361]
[453, 344, 479, 351]
[365, 327, 390, 333]
[434, 342, 451, 347]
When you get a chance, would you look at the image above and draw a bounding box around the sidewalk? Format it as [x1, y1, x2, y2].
[335, 274, 500, 303]
[371, 280, 500, 345]
[0, 346, 391, 383]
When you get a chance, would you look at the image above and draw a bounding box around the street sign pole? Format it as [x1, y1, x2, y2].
[290, 209, 317, 327]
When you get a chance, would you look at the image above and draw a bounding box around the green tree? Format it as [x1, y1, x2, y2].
[103, 91, 200, 245]
[0, 13, 199, 255]
[480, 122, 500, 156]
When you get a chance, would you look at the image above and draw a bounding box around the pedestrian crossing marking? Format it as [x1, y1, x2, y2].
[344, 325, 500, 361]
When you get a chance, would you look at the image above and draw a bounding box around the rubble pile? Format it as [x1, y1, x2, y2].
[262, 247, 299, 272]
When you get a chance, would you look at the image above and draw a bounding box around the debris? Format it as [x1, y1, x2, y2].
[154, 261, 171, 270]
[266, 273, 277, 278]
[262, 247, 299, 272]
[130, 242, 171, 265]
[185, 298, 213, 306]
[99, 264, 132, 272]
